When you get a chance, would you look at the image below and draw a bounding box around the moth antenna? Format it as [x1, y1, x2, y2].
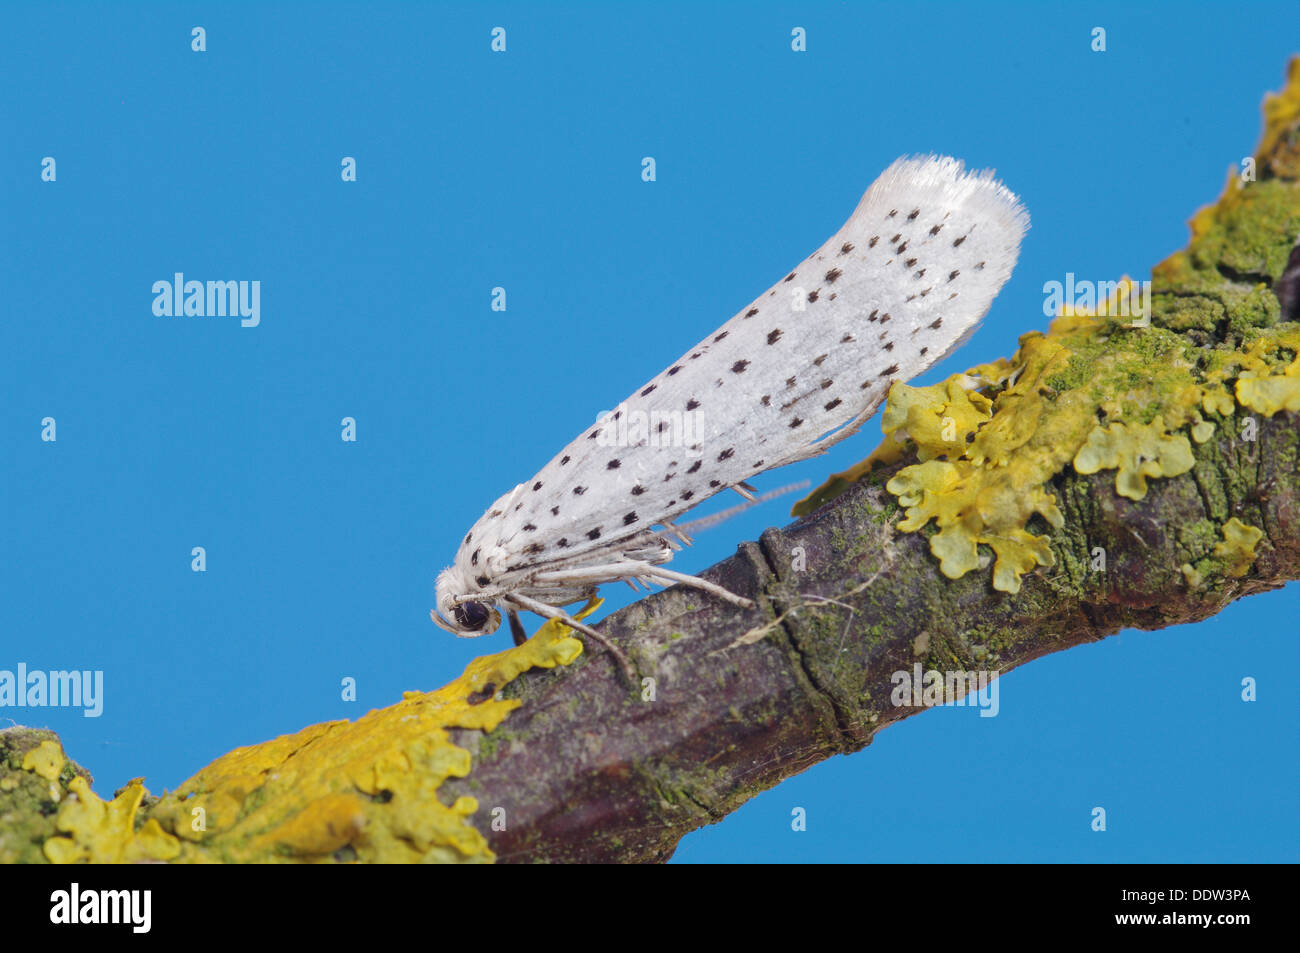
[679, 481, 812, 535]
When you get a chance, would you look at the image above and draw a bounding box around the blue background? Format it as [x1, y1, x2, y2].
[2, 2, 1296, 863]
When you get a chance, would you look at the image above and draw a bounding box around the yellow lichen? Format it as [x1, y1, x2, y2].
[879, 377, 993, 462]
[38, 612, 587, 864]
[1235, 353, 1300, 416]
[22, 739, 64, 782]
[43, 777, 182, 864]
[1213, 518, 1265, 578]
[1072, 416, 1196, 500]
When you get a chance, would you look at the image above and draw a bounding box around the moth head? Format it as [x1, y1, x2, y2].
[431, 567, 501, 637]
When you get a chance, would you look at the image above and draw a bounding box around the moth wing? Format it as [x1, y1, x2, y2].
[470, 155, 1027, 575]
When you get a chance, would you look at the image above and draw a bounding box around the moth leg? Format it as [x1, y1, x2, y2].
[531, 563, 657, 587]
[639, 564, 756, 609]
[532, 560, 754, 610]
[504, 592, 635, 683]
[507, 609, 529, 647]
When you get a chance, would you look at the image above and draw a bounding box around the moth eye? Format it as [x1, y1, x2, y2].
[453, 601, 491, 632]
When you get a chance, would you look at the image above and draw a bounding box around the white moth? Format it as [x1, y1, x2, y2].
[433, 155, 1028, 673]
